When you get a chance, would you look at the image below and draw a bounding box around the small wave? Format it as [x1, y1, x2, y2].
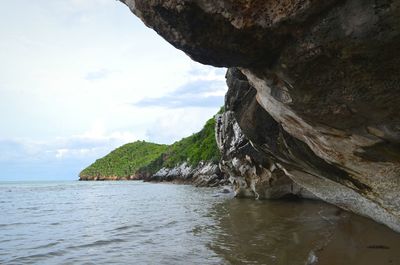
[0, 222, 36, 228]
[68, 238, 126, 249]
[30, 241, 60, 250]
[17, 207, 40, 211]
[8, 250, 67, 264]
[104, 223, 142, 234]
[165, 220, 178, 227]
[114, 225, 133, 231]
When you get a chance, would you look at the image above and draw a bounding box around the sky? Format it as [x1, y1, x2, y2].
[0, 0, 227, 181]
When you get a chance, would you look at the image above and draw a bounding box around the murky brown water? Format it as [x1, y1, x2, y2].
[209, 199, 400, 265]
[0, 181, 399, 265]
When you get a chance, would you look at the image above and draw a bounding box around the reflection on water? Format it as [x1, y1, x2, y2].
[208, 199, 400, 265]
[0, 181, 399, 265]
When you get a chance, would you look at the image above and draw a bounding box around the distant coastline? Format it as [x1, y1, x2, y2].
[79, 110, 225, 187]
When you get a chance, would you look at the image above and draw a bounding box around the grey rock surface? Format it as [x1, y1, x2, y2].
[146, 161, 226, 187]
[216, 110, 315, 199]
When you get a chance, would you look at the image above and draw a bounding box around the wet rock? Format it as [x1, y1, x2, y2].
[79, 175, 133, 181]
[220, 187, 232, 194]
[223, 68, 400, 232]
[146, 162, 227, 187]
[306, 251, 318, 265]
[216, 108, 315, 200]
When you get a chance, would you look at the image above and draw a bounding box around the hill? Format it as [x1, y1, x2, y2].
[79, 141, 168, 180]
[79, 113, 221, 181]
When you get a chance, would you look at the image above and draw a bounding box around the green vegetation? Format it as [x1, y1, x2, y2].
[162, 117, 220, 167]
[79, 112, 222, 179]
[79, 141, 168, 178]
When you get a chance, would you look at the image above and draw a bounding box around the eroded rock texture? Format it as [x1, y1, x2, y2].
[146, 162, 226, 187]
[216, 92, 315, 199]
[120, 0, 400, 231]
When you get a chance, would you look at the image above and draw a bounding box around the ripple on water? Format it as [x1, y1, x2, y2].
[109, 223, 143, 232]
[68, 238, 126, 250]
[0, 181, 399, 265]
[30, 241, 61, 250]
[8, 250, 67, 264]
[0, 222, 37, 228]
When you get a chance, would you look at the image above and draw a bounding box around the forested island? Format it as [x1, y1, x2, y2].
[80, 112, 224, 186]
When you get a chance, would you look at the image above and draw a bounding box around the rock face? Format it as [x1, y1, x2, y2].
[79, 175, 142, 181]
[145, 162, 226, 187]
[216, 110, 315, 199]
[120, 1, 400, 231]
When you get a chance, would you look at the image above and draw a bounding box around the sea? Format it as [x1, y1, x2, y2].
[0, 181, 399, 265]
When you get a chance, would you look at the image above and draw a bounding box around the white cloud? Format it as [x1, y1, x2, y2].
[69, 0, 110, 8]
[56, 149, 69, 159]
[145, 107, 219, 144]
[0, 125, 140, 162]
[85, 68, 112, 81]
[186, 64, 226, 82]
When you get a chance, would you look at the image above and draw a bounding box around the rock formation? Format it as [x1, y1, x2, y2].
[120, 0, 400, 232]
[216, 76, 316, 199]
[145, 161, 226, 187]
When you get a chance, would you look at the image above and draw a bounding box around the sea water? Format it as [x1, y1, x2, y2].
[0, 181, 399, 265]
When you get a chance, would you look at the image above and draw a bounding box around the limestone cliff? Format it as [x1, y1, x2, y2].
[120, 0, 400, 232]
[145, 161, 225, 187]
[216, 95, 315, 200]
